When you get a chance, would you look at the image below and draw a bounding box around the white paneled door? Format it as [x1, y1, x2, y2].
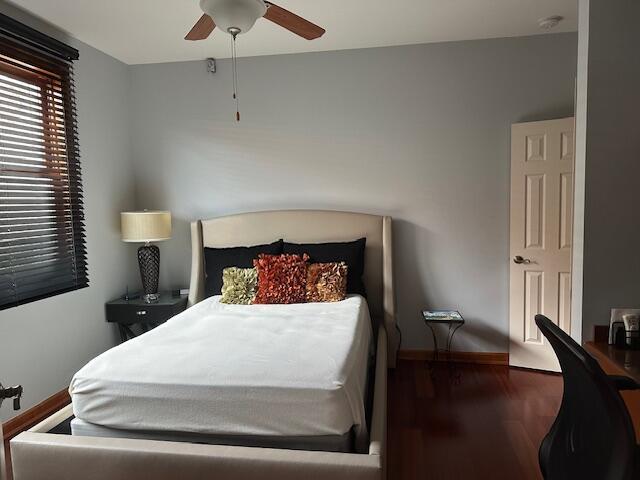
[509, 117, 575, 371]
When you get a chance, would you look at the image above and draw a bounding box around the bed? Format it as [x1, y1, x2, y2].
[10, 210, 400, 480]
[70, 295, 373, 452]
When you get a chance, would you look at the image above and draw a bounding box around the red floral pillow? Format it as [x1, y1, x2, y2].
[253, 253, 309, 304]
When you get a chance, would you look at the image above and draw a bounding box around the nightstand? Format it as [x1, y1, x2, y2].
[422, 310, 465, 361]
[106, 292, 188, 342]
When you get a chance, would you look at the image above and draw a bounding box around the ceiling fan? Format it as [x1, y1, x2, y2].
[185, 0, 326, 42]
[184, 0, 325, 122]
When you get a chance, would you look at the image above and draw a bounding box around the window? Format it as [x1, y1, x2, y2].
[0, 14, 85, 310]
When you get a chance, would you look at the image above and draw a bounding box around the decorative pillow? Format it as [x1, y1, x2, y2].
[253, 254, 309, 304]
[204, 240, 283, 297]
[220, 267, 258, 305]
[306, 262, 348, 303]
[283, 238, 367, 297]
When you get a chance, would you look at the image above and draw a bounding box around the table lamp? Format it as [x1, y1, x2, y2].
[121, 210, 172, 303]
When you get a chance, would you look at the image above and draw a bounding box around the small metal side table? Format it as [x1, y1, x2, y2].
[422, 310, 465, 364]
[106, 292, 188, 342]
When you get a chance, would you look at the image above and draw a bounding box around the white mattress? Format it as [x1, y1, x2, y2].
[70, 295, 372, 449]
[69, 418, 354, 452]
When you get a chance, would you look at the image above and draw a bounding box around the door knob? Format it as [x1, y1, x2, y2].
[513, 255, 531, 265]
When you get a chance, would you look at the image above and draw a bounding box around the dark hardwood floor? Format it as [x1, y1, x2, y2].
[388, 360, 563, 480]
[3, 360, 562, 480]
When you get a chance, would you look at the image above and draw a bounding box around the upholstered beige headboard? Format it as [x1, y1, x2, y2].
[188, 210, 399, 367]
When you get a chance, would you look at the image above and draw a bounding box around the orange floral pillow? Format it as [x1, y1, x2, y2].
[253, 254, 309, 304]
[306, 262, 348, 303]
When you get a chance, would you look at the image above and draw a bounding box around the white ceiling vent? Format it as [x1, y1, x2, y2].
[538, 15, 564, 30]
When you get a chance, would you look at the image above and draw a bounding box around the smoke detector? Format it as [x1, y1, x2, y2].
[538, 15, 563, 30]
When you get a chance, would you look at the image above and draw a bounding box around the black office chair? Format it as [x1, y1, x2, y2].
[535, 314, 640, 480]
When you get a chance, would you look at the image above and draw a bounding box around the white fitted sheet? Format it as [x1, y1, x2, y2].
[70, 295, 372, 450]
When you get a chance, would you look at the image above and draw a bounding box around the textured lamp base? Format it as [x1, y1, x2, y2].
[137, 244, 160, 303]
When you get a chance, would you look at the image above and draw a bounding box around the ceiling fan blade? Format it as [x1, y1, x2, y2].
[263, 2, 325, 40]
[185, 14, 216, 41]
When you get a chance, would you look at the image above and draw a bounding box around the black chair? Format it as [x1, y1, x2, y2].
[535, 314, 640, 480]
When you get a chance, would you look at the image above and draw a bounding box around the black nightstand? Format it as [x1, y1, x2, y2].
[106, 292, 188, 342]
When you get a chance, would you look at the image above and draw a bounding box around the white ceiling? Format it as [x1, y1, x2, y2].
[7, 0, 578, 65]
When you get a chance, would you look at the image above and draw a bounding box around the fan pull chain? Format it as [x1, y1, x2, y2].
[231, 32, 240, 122]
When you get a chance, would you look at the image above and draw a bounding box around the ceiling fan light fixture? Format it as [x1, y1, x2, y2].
[199, 0, 267, 35]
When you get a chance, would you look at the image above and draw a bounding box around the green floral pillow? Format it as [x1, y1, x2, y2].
[220, 267, 258, 304]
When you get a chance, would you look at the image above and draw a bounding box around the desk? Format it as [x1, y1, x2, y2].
[585, 341, 640, 441]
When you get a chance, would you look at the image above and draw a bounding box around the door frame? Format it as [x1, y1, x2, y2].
[571, 66, 587, 345]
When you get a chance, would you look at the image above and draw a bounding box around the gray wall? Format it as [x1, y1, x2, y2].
[578, 0, 640, 340]
[130, 33, 577, 352]
[0, 3, 137, 422]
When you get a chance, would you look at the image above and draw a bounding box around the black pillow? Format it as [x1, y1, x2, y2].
[283, 238, 367, 297]
[204, 240, 283, 297]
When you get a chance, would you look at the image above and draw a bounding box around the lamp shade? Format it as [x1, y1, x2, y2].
[121, 211, 172, 243]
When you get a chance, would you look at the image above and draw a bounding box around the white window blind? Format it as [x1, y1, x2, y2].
[0, 21, 85, 310]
